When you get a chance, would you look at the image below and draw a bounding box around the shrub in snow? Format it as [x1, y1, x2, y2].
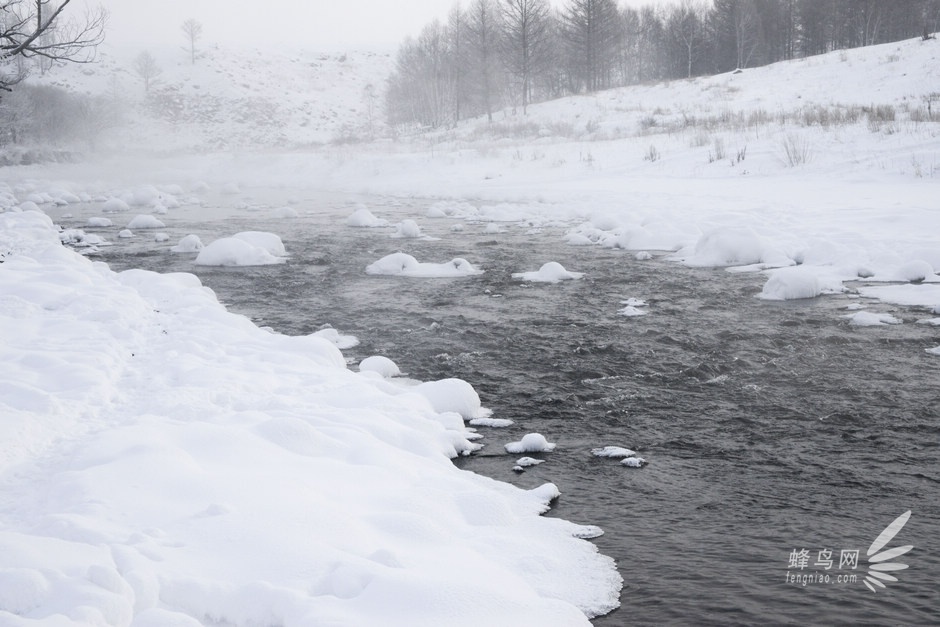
[233, 231, 287, 257]
[759, 267, 822, 300]
[86, 217, 112, 228]
[194, 237, 284, 266]
[414, 378, 490, 420]
[102, 197, 130, 213]
[513, 261, 583, 282]
[359, 355, 401, 377]
[392, 219, 423, 238]
[346, 207, 388, 227]
[171, 234, 204, 253]
[686, 228, 764, 267]
[505, 433, 557, 453]
[127, 215, 165, 229]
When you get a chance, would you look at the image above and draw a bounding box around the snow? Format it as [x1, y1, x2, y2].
[86, 217, 112, 228]
[365, 253, 483, 278]
[346, 207, 388, 227]
[759, 267, 823, 300]
[194, 237, 286, 266]
[170, 234, 205, 253]
[513, 262, 584, 283]
[126, 214, 165, 229]
[844, 311, 903, 326]
[232, 231, 288, 257]
[591, 446, 637, 458]
[413, 378, 492, 421]
[0, 211, 620, 625]
[621, 457, 647, 468]
[391, 219, 424, 238]
[359, 355, 402, 378]
[505, 433, 557, 454]
[516, 457, 545, 467]
[5, 31, 940, 624]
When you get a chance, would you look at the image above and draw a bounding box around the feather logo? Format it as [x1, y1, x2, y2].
[864, 510, 913, 593]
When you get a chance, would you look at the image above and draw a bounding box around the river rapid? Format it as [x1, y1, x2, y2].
[87, 191, 939, 626]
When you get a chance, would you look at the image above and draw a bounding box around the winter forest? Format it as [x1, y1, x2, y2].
[387, 0, 940, 127]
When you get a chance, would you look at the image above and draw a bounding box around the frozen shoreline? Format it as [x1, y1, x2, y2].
[0, 210, 622, 625]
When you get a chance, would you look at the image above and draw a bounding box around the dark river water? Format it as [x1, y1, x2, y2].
[80, 191, 940, 626]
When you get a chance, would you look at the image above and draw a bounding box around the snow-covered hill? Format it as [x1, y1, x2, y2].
[31, 43, 394, 151]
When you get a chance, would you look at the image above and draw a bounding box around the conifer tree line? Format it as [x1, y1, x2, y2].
[386, 0, 940, 128]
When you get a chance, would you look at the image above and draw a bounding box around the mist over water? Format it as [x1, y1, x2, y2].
[96, 193, 939, 625]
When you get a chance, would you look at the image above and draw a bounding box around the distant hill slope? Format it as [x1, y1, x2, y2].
[22, 34, 940, 157]
[29, 43, 395, 152]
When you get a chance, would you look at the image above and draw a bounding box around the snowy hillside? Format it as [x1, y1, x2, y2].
[31, 43, 394, 150]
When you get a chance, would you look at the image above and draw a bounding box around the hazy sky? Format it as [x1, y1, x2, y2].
[83, 0, 679, 51]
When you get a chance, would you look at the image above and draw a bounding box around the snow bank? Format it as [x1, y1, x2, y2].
[195, 237, 285, 266]
[513, 261, 583, 283]
[0, 211, 622, 625]
[365, 252, 483, 278]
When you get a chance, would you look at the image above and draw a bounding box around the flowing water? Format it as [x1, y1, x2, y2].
[88, 192, 939, 625]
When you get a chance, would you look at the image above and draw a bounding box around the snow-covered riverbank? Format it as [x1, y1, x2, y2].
[0, 210, 621, 625]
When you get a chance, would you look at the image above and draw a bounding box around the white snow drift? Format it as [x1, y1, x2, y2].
[0, 211, 621, 625]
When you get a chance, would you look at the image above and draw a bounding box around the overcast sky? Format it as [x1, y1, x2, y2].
[83, 0, 680, 52]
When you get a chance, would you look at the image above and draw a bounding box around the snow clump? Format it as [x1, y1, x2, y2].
[171, 234, 204, 253]
[759, 267, 822, 300]
[513, 261, 583, 282]
[505, 433, 557, 453]
[126, 215, 165, 229]
[358, 356, 401, 378]
[391, 219, 423, 238]
[346, 207, 388, 227]
[591, 446, 637, 458]
[233, 231, 287, 257]
[365, 252, 483, 278]
[844, 311, 902, 326]
[195, 237, 285, 266]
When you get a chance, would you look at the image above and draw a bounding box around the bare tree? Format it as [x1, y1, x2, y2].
[668, 0, 707, 79]
[133, 51, 162, 95]
[466, 0, 501, 122]
[0, 0, 107, 92]
[498, 0, 552, 114]
[181, 18, 203, 65]
[560, 0, 622, 92]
